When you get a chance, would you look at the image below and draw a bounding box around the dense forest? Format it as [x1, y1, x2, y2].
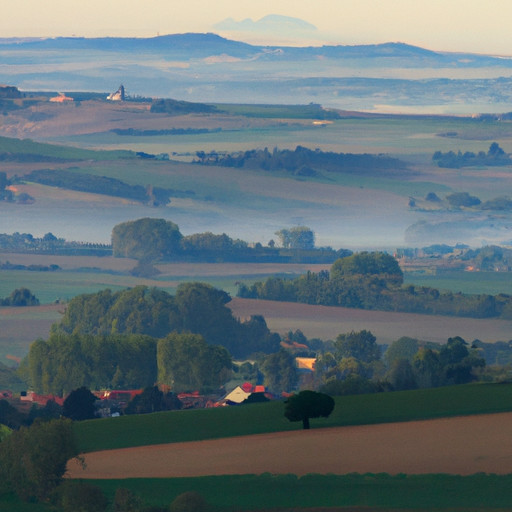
[238, 251, 512, 319]
[194, 145, 407, 176]
[50, 283, 280, 359]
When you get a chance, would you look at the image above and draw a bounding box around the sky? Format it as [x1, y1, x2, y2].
[3, 0, 512, 55]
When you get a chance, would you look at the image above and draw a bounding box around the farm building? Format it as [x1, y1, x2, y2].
[50, 92, 73, 102]
[217, 382, 268, 406]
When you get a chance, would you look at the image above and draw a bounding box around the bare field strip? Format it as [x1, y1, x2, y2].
[67, 412, 512, 479]
[0, 253, 137, 271]
[0, 304, 62, 361]
[156, 262, 331, 277]
[0, 254, 329, 276]
[228, 298, 512, 344]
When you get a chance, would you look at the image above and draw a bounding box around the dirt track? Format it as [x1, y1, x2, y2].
[67, 412, 512, 479]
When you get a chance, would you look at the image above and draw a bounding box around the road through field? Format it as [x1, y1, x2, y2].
[229, 297, 512, 344]
[67, 412, 512, 478]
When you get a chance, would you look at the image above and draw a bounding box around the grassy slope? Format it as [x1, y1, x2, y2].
[0, 269, 176, 304]
[0, 135, 133, 161]
[88, 474, 512, 510]
[75, 382, 512, 453]
[404, 270, 512, 295]
[66, 383, 512, 511]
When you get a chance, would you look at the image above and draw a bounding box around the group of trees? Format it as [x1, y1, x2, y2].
[314, 331, 485, 396]
[26, 331, 234, 396]
[275, 226, 315, 250]
[53, 283, 280, 358]
[0, 418, 79, 502]
[27, 333, 158, 395]
[112, 218, 345, 264]
[0, 231, 110, 256]
[194, 145, 406, 177]
[0, 287, 39, 306]
[23, 283, 284, 394]
[0, 218, 345, 264]
[22, 169, 175, 207]
[433, 142, 510, 168]
[238, 251, 512, 319]
[0, 415, 211, 510]
[444, 192, 512, 211]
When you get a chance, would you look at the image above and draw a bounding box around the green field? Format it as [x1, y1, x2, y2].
[58, 115, 510, 159]
[0, 269, 177, 305]
[88, 473, 512, 510]
[404, 270, 512, 295]
[0, 268, 293, 305]
[67, 383, 512, 511]
[3, 474, 512, 511]
[74, 383, 512, 453]
[3, 383, 512, 512]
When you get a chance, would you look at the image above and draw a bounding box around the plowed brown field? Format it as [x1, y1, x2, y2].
[228, 297, 512, 343]
[67, 412, 512, 479]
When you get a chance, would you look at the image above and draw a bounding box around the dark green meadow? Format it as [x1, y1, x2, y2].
[68, 383, 512, 511]
[89, 473, 512, 510]
[74, 382, 512, 453]
[3, 474, 512, 511]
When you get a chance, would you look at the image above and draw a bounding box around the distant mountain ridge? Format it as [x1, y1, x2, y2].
[3, 32, 512, 113]
[2, 32, 507, 65]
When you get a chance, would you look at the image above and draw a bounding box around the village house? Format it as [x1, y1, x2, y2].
[217, 382, 268, 406]
[19, 390, 65, 407]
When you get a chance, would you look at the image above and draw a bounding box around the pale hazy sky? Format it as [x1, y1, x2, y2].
[3, 0, 512, 55]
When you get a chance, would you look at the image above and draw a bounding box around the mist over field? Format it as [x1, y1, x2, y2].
[2, 34, 512, 114]
[2, 34, 512, 250]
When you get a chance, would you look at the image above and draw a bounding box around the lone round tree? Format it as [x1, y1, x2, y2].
[284, 390, 335, 429]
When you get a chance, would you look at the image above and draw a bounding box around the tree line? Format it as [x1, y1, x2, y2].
[25, 331, 232, 396]
[0, 219, 348, 263]
[238, 251, 512, 319]
[112, 217, 348, 263]
[21, 168, 177, 206]
[433, 142, 510, 168]
[0, 231, 110, 256]
[194, 145, 407, 176]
